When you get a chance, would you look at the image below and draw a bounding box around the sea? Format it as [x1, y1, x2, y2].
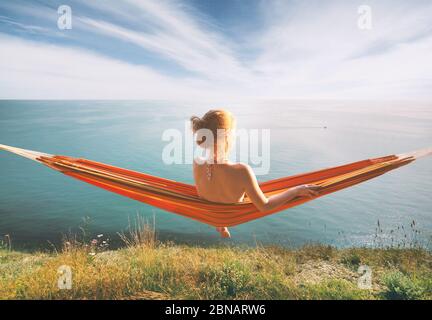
[0, 100, 431, 250]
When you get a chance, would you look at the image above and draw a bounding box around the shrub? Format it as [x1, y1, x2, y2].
[341, 252, 361, 268]
[382, 271, 425, 300]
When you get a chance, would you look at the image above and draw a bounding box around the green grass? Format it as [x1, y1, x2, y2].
[1, 241, 431, 300]
[382, 271, 431, 300]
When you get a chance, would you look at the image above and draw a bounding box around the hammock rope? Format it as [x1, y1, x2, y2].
[1, 144, 431, 227]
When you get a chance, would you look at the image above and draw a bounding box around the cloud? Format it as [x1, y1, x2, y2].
[249, 0, 432, 98]
[0, 0, 431, 100]
[0, 15, 49, 33]
[75, 0, 253, 83]
[0, 33, 228, 100]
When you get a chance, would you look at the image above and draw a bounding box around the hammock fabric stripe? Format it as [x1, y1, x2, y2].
[1, 144, 430, 227]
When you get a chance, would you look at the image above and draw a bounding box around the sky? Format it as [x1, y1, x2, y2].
[0, 0, 431, 100]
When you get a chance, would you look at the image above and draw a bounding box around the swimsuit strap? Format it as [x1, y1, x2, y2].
[206, 163, 212, 180]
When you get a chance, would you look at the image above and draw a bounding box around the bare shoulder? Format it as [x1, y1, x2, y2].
[229, 162, 249, 170]
[227, 162, 254, 179]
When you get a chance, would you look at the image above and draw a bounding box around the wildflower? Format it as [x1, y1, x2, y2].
[89, 252, 96, 256]
[97, 234, 103, 238]
[91, 239, 98, 245]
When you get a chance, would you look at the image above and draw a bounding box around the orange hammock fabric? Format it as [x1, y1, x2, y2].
[1, 144, 431, 227]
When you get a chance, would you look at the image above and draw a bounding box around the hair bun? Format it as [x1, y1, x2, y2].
[190, 116, 204, 132]
[190, 110, 235, 147]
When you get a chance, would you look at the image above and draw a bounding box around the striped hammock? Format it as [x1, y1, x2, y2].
[1, 144, 430, 227]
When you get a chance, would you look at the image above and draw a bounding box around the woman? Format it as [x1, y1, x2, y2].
[191, 110, 320, 238]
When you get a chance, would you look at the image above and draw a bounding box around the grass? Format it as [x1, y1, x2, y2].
[0, 222, 431, 300]
[382, 271, 431, 300]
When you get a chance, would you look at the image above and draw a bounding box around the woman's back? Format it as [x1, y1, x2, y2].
[193, 160, 246, 204]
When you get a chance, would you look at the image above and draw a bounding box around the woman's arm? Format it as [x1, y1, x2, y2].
[240, 164, 320, 212]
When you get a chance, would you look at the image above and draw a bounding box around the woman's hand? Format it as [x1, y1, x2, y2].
[295, 184, 321, 198]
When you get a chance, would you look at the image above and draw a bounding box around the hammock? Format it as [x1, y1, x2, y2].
[1, 144, 431, 227]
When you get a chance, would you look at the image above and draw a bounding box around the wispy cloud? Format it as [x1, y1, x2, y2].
[0, 33, 229, 100]
[0, 0, 431, 100]
[76, 0, 253, 83]
[0, 15, 49, 33]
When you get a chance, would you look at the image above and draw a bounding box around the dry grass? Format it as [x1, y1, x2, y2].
[0, 222, 431, 300]
[117, 214, 157, 248]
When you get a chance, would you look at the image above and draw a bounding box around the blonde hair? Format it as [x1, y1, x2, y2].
[190, 110, 235, 158]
